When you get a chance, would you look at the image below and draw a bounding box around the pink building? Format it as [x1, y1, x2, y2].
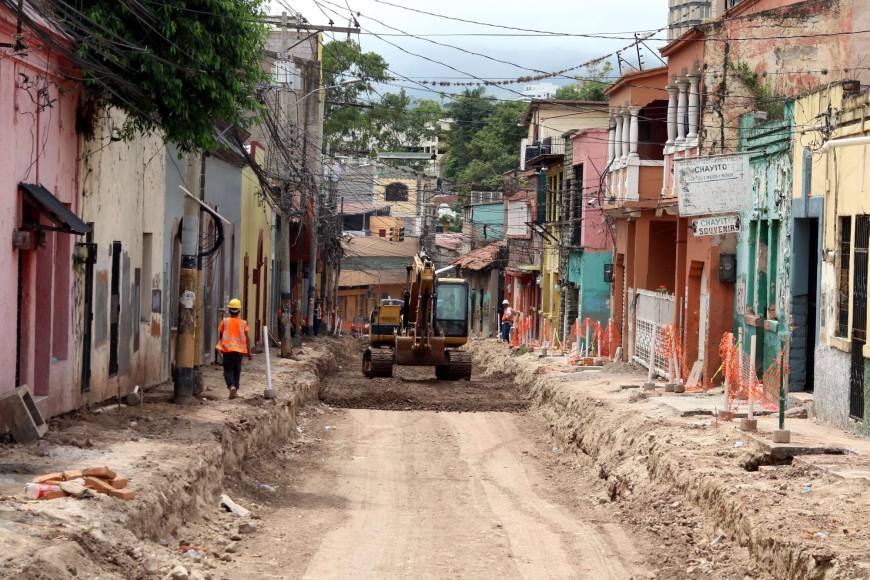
[563, 128, 613, 327]
[1, 7, 87, 416]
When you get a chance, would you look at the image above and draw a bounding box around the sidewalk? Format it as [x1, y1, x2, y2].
[0, 337, 348, 579]
[468, 339, 870, 579]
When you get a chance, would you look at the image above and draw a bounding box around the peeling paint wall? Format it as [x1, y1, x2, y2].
[735, 107, 794, 382]
[80, 108, 168, 404]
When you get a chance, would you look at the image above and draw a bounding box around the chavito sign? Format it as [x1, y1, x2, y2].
[674, 154, 752, 216]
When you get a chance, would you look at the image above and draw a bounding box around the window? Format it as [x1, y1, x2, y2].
[141, 233, 152, 322]
[272, 59, 297, 86]
[52, 232, 70, 361]
[384, 182, 409, 202]
[838, 216, 851, 337]
[853, 216, 870, 342]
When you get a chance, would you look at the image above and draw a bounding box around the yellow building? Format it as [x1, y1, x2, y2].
[239, 142, 275, 349]
[369, 215, 405, 239]
[792, 81, 870, 433]
[373, 165, 422, 236]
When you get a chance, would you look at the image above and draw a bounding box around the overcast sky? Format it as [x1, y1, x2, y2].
[270, 0, 668, 100]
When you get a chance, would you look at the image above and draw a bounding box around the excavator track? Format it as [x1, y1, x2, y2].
[363, 349, 394, 378]
[446, 350, 472, 381]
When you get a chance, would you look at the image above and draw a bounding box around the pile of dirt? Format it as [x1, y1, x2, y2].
[319, 350, 530, 412]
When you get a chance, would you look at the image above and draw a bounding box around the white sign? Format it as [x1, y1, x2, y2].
[674, 154, 752, 216]
[691, 215, 740, 237]
[180, 290, 195, 309]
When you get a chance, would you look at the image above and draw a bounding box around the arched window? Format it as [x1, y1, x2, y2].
[384, 182, 409, 202]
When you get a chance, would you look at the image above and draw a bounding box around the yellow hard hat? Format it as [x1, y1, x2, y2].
[227, 298, 242, 310]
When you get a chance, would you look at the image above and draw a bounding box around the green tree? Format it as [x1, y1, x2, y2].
[62, 0, 269, 151]
[323, 40, 442, 155]
[442, 89, 525, 191]
[554, 62, 613, 102]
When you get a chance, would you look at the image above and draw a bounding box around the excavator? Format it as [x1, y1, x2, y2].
[363, 250, 472, 380]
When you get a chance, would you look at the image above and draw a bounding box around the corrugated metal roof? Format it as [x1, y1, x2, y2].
[342, 235, 420, 257]
[338, 269, 408, 288]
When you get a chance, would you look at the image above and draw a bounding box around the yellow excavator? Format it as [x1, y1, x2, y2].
[363, 250, 472, 380]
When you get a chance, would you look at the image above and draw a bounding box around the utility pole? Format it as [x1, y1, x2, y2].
[175, 153, 202, 402]
[277, 13, 294, 356]
[307, 187, 319, 335]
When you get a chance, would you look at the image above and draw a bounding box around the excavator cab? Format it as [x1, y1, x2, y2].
[434, 279, 469, 345]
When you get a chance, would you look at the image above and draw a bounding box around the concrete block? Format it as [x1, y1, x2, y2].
[772, 429, 791, 444]
[0, 385, 47, 443]
[739, 418, 758, 432]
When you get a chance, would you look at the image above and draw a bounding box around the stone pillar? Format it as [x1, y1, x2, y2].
[607, 115, 616, 163]
[614, 113, 624, 160]
[629, 106, 640, 159]
[666, 84, 678, 147]
[687, 70, 700, 142]
[676, 78, 688, 145]
[621, 108, 631, 161]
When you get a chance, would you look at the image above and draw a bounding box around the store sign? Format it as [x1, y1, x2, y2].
[691, 215, 740, 236]
[674, 154, 752, 216]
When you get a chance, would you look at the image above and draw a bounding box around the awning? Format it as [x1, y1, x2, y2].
[19, 183, 90, 235]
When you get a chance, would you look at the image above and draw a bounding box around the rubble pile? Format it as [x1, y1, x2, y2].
[25, 466, 134, 501]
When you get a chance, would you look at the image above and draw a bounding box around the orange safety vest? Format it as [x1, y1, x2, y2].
[217, 317, 249, 354]
[502, 307, 514, 323]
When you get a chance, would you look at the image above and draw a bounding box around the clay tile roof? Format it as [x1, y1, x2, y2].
[435, 233, 463, 251]
[453, 240, 505, 271]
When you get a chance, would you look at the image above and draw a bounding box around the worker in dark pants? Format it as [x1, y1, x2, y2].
[216, 298, 251, 399]
[500, 299, 514, 343]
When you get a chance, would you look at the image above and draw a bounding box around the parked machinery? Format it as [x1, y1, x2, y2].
[363, 251, 472, 380]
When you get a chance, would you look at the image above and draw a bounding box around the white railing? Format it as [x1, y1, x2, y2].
[632, 289, 675, 376]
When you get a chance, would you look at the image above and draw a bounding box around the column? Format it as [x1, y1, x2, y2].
[614, 113, 624, 161]
[676, 78, 688, 145]
[629, 106, 640, 159]
[687, 70, 701, 143]
[607, 114, 616, 163]
[621, 108, 631, 161]
[666, 84, 678, 148]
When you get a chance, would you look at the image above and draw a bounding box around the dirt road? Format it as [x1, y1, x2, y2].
[218, 406, 648, 580]
[204, 358, 650, 580]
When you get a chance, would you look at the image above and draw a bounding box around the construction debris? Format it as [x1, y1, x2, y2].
[220, 494, 251, 517]
[25, 466, 134, 500]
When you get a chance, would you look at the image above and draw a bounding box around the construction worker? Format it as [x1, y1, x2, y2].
[500, 299, 514, 343]
[217, 298, 251, 399]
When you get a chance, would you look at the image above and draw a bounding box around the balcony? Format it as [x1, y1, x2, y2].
[524, 137, 566, 170]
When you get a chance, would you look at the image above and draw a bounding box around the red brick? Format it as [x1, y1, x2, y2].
[83, 476, 115, 494]
[109, 477, 128, 489]
[82, 466, 117, 480]
[34, 473, 63, 484]
[108, 488, 135, 500]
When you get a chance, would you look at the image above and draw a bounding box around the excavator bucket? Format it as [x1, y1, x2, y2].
[395, 336, 448, 366]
